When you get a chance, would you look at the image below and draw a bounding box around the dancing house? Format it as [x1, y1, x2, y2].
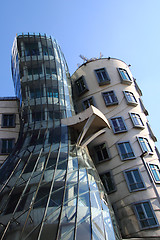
[0, 33, 121, 240]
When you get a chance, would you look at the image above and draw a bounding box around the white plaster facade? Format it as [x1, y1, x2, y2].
[71, 58, 160, 239]
[0, 98, 20, 166]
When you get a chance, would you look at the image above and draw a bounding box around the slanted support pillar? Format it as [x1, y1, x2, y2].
[77, 115, 96, 146]
[81, 128, 106, 147]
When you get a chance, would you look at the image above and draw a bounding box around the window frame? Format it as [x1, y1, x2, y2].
[94, 67, 110, 86]
[146, 122, 157, 142]
[28, 66, 42, 76]
[110, 116, 127, 134]
[32, 111, 45, 122]
[124, 168, 146, 192]
[2, 114, 16, 128]
[30, 87, 44, 99]
[94, 142, 111, 163]
[24, 42, 39, 57]
[134, 78, 142, 96]
[129, 113, 145, 128]
[0, 138, 15, 155]
[75, 76, 88, 96]
[4, 188, 30, 214]
[149, 164, 160, 183]
[82, 96, 95, 110]
[139, 98, 149, 116]
[123, 91, 138, 106]
[133, 200, 159, 229]
[137, 137, 153, 154]
[117, 68, 132, 84]
[117, 141, 136, 160]
[102, 90, 118, 106]
[100, 170, 116, 194]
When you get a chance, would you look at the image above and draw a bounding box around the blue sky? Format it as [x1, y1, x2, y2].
[0, 0, 160, 149]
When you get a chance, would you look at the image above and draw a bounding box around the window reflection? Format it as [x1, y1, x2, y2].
[25, 42, 39, 56]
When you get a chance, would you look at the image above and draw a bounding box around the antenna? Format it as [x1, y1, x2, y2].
[100, 52, 103, 58]
[79, 55, 88, 62]
[78, 53, 104, 66]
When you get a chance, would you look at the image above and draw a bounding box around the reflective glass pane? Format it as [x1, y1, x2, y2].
[92, 212, 105, 240]
[101, 200, 116, 240]
[76, 217, 91, 240]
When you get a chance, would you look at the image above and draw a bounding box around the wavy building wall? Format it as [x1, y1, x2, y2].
[71, 58, 160, 239]
[0, 34, 121, 240]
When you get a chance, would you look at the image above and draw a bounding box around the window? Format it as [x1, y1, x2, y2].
[139, 98, 148, 116]
[117, 142, 135, 160]
[47, 87, 53, 98]
[146, 122, 157, 142]
[138, 137, 153, 154]
[47, 87, 58, 99]
[46, 67, 56, 75]
[134, 78, 142, 96]
[4, 189, 29, 214]
[134, 201, 159, 229]
[83, 97, 94, 109]
[2, 114, 15, 127]
[94, 143, 110, 162]
[32, 111, 45, 122]
[118, 68, 132, 84]
[75, 76, 88, 95]
[123, 91, 137, 105]
[155, 146, 160, 161]
[124, 168, 145, 192]
[42, 45, 48, 56]
[1, 139, 15, 154]
[149, 164, 160, 182]
[34, 186, 63, 209]
[130, 113, 144, 128]
[25, 42, 39, 56]
[100, 171, 116, 194]
[110, 117, 127, 133]
[34, 187, 50, 209]
[28, 66, 42, 75]
[24, 157, 37, 173]
[42, 45, 54, 56]
[30, 87, 43, 99]
[95, 68, 110, 85]
[102, 91, 118, 106]
[30, 130, 45, 145]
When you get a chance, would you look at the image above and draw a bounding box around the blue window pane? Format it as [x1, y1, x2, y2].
[126, 169, 145, 191]
[118, 142, 135, 160]
[150, 164, 160, 181]
[135, 202, 158, 228]
[136, 205, 145, 219]
[139, 137, 153, 152]
[143, 202, 153, 218]
[119, 68, 131, 82]
[148, 218, 157, 226]
[134, 170, 141, 182]
[76, 217, 91, 240]
[141, 220, 149, 228]
[126, 172, 134, 184]
[95, 68, 110, 85]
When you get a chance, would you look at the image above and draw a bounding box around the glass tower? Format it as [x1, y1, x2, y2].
[0, 33, 121, 240]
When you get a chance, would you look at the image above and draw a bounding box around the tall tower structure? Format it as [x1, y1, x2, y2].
[71, 58, 160, 239]
[0, 34, 121, 240]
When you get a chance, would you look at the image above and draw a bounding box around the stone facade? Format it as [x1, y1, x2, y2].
[71, 58, 160, 239]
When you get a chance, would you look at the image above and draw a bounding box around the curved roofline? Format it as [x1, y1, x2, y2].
[72, 57, 129, 75]
[16, 32, 56, 42]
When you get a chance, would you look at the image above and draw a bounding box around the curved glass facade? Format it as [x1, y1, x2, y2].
[0, 34, 121, 240]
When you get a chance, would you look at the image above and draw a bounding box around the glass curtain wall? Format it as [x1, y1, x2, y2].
[0, 33, 121, 240]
